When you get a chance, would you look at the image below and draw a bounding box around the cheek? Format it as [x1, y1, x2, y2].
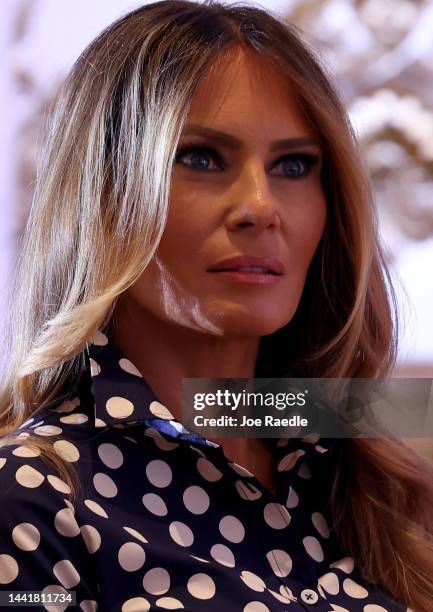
[287, 192, 327, 260]
[160, 193, 205, 248]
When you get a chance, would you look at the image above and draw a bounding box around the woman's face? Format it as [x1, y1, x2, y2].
[125, 46, 327, 338]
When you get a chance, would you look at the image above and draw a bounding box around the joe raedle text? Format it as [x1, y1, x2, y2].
[193, 414, 308, 428]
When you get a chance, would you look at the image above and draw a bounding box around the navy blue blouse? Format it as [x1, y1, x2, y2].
[0, 329, 408, 611]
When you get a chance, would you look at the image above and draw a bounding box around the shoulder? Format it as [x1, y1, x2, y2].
[0, 442, 99, 602]
[0, 439, 76, 520]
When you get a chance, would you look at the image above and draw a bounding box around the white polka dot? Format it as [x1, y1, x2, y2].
[0, 554, 19, 584]
[148, 401, 174, 420]
[119, 358, 142, 377]
[187, 573, 216, 599]
[12, 523, 40, 551]
[183, 485, 210, 515]
[47, 474, 71, 494]
[280, 585, 297, 602]
[219, 515, 245, 543]
[265, 549, 292, 577]
[144, 427, 164, 440]
[342, 577, 369, 598]
[286, 486, 299, 508]
[93, 473, 118, 498]
[243, 602, 270, 612]
[0, 458, 6, 469]
[312, 512, 330, 538]
[190, 555, 209, 563]
[155, 597, 184, 609]
[146, 459, 172, 488]
[267, 588, 293, 603]
[91, 330, 108, 345]
[34, 425, 62, 436]
[303, 536, 324, 562]
[143, 567, 170, 595]
[80, 525, 101, 554]
[142, 493, 168, 516]
[363, 606, 389, 611]
[122, 526, 148, 544]
[330, 556, 355, 574]
[302, 432, 320, 443]
[95, 418, 107, 428]
[106, 396, 134, 419]
[98, 443, 124, 469]
[53, 398, 80, 413]
[60, 413, 89, 424]
[54, 507, 80, 537]
[298, 462, 312, 479]
[121, 597, 150, 611]
[315, 444, 329, 453]
[235, 480, 262, 501]
[15, 464, 45, 488]
[118, 542, 146, 571]
[229, 462, 254, 477]
[12, 445, 41, 457]
[53, 440, 80, 462]
[152, 436, 179, 452]
[318, 572, 340, 595]
[90, 358, 101, 377]
[84, 499, 108, 518]
[80, 601, 98, 612]
[42, 585, 69, 612]
[277, 449, 305, 471]
[240, 570, 266, 592]
[169, 521, 194, 547]
[121, 597, 151, 611]
[210, 543, 235, 567]
[53, 559, 80, 588]
[263, 503, 291, 529]
[196, 457, 223, 481]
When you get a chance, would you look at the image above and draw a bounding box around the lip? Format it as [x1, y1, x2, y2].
[207, 270, 282, 284]
[207, 255, 285, 275]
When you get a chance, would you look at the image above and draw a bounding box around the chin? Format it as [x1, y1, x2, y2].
[210, 311, 290, 338]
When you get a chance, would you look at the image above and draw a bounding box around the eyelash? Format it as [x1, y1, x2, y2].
[175, 143, 321, 179]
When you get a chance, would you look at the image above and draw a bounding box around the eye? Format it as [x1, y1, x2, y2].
[175, 143, 321, 179]
[273, 154, 320, 180]
[175, 146, 222, 171]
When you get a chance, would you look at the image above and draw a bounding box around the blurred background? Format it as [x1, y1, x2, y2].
[1, 0, 432, 377]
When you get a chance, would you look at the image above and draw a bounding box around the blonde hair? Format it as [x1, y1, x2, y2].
[1, 1, 432, 608]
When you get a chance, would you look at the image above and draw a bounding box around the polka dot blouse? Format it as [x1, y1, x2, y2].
[0, 329, 409, 611]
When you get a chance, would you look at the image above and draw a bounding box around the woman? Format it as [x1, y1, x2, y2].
[0, 1, 432, 610]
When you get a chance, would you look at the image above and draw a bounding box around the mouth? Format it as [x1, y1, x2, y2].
[207, 255, 285, 276]
[208, 267, 281, 275]
[207, 268, 283, 284]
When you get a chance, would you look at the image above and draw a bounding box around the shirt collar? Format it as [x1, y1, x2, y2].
[83, 328, 341, 463]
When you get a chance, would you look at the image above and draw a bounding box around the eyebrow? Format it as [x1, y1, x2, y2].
[181, 124, 321, 152]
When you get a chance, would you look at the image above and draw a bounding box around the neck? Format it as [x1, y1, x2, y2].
[107, 297, 260, 423]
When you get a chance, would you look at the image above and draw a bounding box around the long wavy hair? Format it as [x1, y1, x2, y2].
[1, 1, 432, 609]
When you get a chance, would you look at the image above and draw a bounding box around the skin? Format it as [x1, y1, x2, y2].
[109, 45, 327, 494]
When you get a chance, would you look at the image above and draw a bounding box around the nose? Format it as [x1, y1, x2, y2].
[225, 159, 281, 233]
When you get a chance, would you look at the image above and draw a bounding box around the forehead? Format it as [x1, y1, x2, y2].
[186, 45, 312, 137]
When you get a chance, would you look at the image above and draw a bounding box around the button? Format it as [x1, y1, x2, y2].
[300, 588, 319, 605]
